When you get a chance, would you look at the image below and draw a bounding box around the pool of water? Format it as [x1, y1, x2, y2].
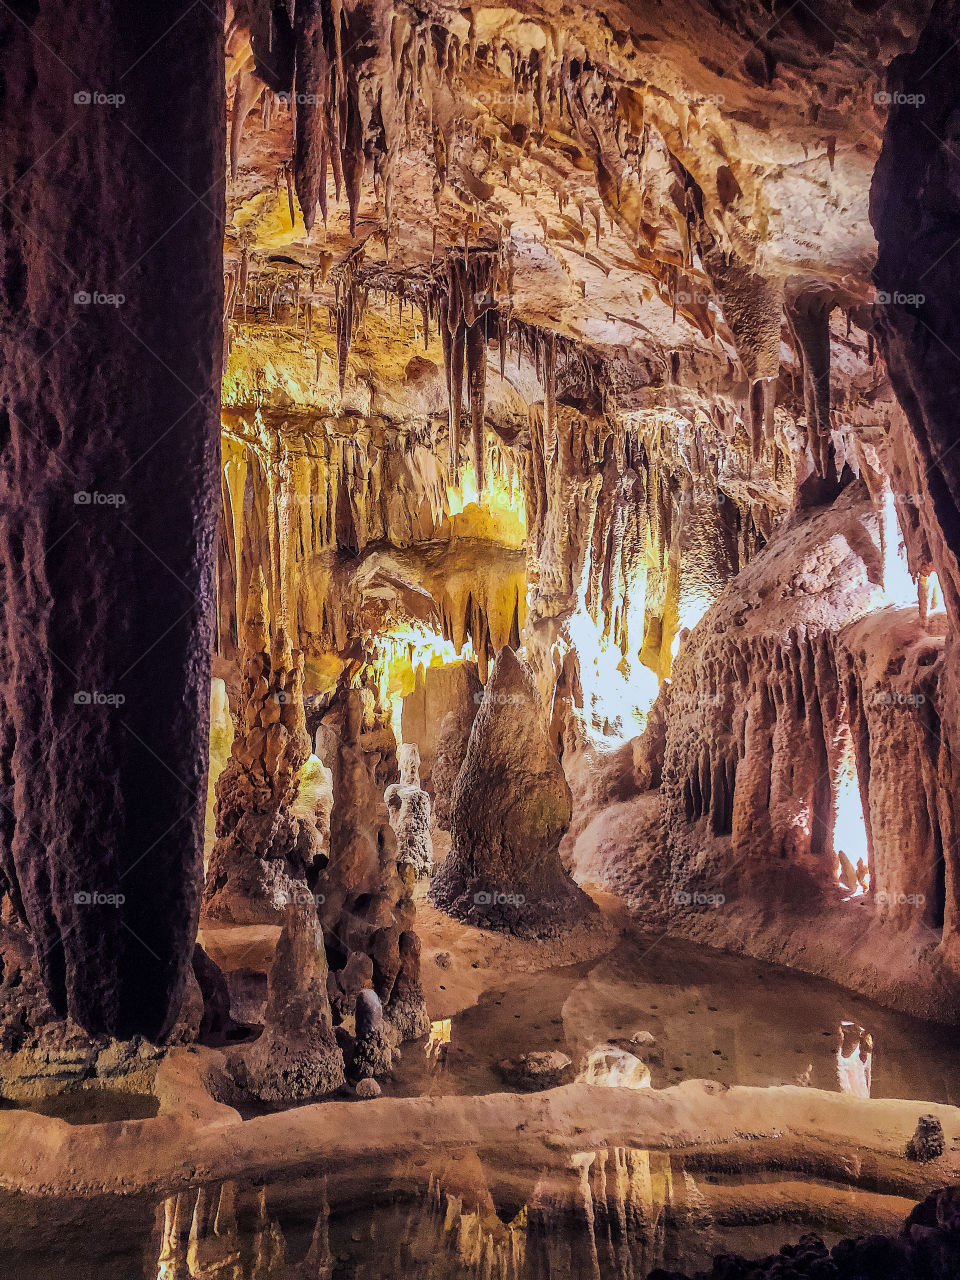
[0, 932, 950, 1277]
[0, 1160, 889, 1280]
[386, 933, 960, 1103]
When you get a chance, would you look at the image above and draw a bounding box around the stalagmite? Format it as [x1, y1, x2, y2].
[384, 743, 434, 878]
[314, 688, 427, 1040]
[430, 648, 597, 937]
[241, 903, 346, 1099]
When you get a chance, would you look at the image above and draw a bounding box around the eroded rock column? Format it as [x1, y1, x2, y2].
[0, 2, 225, 1039]
[203, 571, 322, 923]
[430, 647, 597, 937]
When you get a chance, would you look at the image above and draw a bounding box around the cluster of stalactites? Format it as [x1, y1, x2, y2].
[289, 0, 384, 238]
[436, 250, 505, 491]
[223, 254, 335, 370]
[326, 251, 588, 496]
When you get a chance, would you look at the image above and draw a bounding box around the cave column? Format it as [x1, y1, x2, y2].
[0, 2, 226, 1038]
[870, 0, 960, 958]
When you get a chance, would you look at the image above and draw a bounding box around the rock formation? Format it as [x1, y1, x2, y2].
[316, 688, 427, 1040]
[9, 2, 960, 1274]
[204, 678, 235, 867]
[431, 647, 597, 937]
[242, 904, 345, 1101]
[349, 988, 393, 1081]
[649, 1187, 960, 1280]
[571, 482, 960, 1019]
[203, 571, 322, 923]
[402, 661, 483, 794]
[430, 670, 483, 830]
[0, 0, 225, 1041]
[384, 743, 433, 878]
[906, 1114, 945, 1162]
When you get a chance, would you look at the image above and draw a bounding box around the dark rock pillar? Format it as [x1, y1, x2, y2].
[870, 0, 960, 622]
[0, 2, 225, 1039]
[870, 0, 960, 957]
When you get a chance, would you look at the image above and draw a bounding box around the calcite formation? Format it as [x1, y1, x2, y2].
[0, 0, 225, 1041]
[575, 484, 960, 1019]
[8, 12, 960, 1280]
[431, 704, 478, 831]
[241, 904, 345, 1100]
[384, 743, 433, 878]
[349, 988, 393, 1081]
[401, 660, 482, 791]
[203, 571, 322, 923]
[315, 688, 427, 1039]
[431, 647, 597, 937]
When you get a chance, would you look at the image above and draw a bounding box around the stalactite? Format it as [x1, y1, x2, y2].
[230, 66, 265, 178]
[466, 319, 487, 495]
[785, 290, 839, 507]
[543, 329, 557, 467]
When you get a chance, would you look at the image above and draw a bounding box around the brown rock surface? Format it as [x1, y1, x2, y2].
[203, 571, 322, 923]
[431, 647, 597, 937]
[316, 688, 427, 1039]
[241, 904, 345, 1100]
[384, 744, 434, 879]
[0, 0, 225, 1040]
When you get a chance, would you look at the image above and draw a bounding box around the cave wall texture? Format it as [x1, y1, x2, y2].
[0, 1, 225, 1039]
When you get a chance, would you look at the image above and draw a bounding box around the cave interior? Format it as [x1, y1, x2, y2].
[2, 0, 960, 1276]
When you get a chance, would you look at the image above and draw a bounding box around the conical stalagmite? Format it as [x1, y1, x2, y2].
[242, 903, 345, 1100]
[430, 647, 597, 936]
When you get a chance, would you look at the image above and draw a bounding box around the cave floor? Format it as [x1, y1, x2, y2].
[2, 890, 959, 1278]
[204, 884, 960, 1106]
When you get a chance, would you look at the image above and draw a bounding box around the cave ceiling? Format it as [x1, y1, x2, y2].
[223, 0, 928, 435]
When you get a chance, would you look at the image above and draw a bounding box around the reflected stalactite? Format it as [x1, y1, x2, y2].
[151, 1153, 698, 1280]
[837, 1021, 873, 1099]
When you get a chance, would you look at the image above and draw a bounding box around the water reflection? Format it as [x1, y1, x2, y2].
[388, 937, 956, 1107]
[149, 1149, 840, 1280]
[836, 1022, 873, 1099]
